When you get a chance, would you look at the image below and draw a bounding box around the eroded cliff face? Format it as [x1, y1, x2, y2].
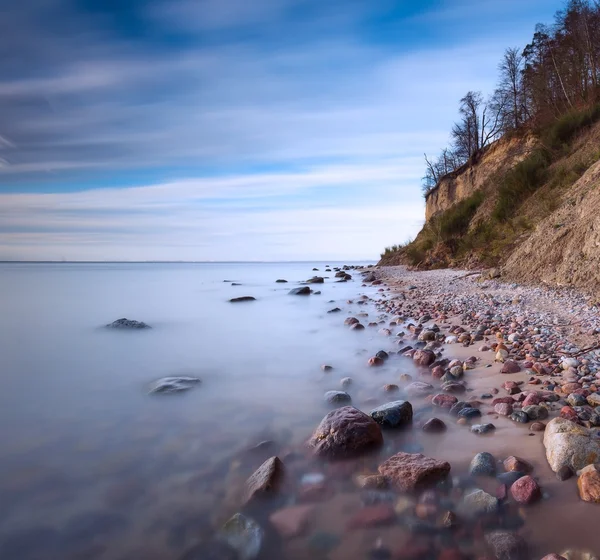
[425, 135, 536, 222]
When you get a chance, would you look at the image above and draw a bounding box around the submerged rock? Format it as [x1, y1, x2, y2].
[105, 318, 150, 329]
[370, 401, 413, 428]
[460, 489, 498, 516]
[308, 406, 383, 459]
[219, 514, 263, 560]
[324, 391, 352, 405]
[378, 452, 450, 491]
[149, 376, 201, 394]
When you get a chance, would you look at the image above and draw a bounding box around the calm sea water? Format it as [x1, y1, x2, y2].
[0, 261, 409, 559]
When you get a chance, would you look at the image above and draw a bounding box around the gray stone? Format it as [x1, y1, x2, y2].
[324, 391, 352, 405]
[149, 377, 201, 394]
[522, 405, 548, 420]
[471, 423, 496, 435]
[370, 400, 413, 428]
[469, 452, 496, 476]
[105, 318, 150, 329]
[289, 287, 311, 295]
[459, 489, 498, 516]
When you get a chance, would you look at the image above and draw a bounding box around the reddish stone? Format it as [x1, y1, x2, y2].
[522, 393, 542, 406]
[432, 394, 458, 408]
[532, 363, 548, 375]
[413, 350, 436, 367]
[432, 366, 445, 379]
[561, 383, 582, 395]
[422, 418, 447, 433]
[368, 356, 384, 367]
[529, 422, 546, 432]
[494, 403, 513, 416]
[308, 406, 383, 459]
[492, 397, 515, 405]
[501, 360, 521, 374]
[496, 483, 508, 500]
[379, 452, 450, 492]
[510, 475, 541, 504]
[503, 456, 533, 473]
[560, 406, 579, 423]
[269, 504, 314, 538]
[345, 504, 395, 530]
[503, 381, 521, 395]
[540, 555, 566, 560]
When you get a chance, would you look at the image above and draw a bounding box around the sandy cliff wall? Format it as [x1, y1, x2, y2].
[425, 135, 536, 222]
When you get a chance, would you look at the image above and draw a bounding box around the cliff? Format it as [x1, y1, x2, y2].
[379, 107, 600, 294]
[424, 134, 536, 222]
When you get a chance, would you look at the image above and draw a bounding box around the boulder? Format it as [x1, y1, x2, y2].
[370, 401, 413, 428]
[105, 318, 150, 329]
[308, 406, 383, 459]
[243, 457, 284, 505]
[148, 376, 201, 394]
[543, 417, 600, 473]
[378, 452, 450, 492]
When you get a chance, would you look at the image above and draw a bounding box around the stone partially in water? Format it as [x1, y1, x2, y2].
[543, 417, 600, 473]
[243, 456, 284, 505]
[510, 475, 541, 504]
[229, 296, 256, 302]
[105, 318, 150, 329]
[289, 286, 311, 295]
[324, 391, 352, 405]
[148, 377, 201, 394]
[370, 401, 413, 428]
[459, 489, 498, 516]
[577, 465, 600, 503]
[469, 452, 496, 476]
[308, 406, 383, 459]
[422, 418, 446, 433]
[485, 531, 528, 560]
[378, 452, 450, 492]
[219, 514, 263, 560]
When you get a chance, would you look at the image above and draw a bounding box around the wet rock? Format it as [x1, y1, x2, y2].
[459, 489, 498, 516]
[289, 287, 311, 295]
[275, 279, 288, 283]
[543, 417, 600, 473]
[494, 402, 513, 416]
[432, 394, 458, 408]
[383, 384, 399, 393]
[405, 382, 434, 398]
[422, 418, 447, 433]
[469, 452, 496, 476]
[378, 452, 450, 492]
[523, 405, 548, 420]
[308, 406, 383, 459]
[368, 356, 384, 367]
[442, 381, 466, 394]
[501, 360, 521, 374]
[105, 318, 150, 329]
[321, 364, 333, 372]
[229, 296, 256, 303]
[510, 411, 529, 423]
[327, 307, 341, 313]
[471, 423, 496, 435]
[577, 464, 600, 503]
[449, 402, 469, 416]
[503, 456, 533, 473]
[376, 350, 390, 361]
[485, 530, 528, 560]
[510, 475, 541, 504]
[370, 400, 413, 428]
[243, 456, 284, 505]
[458, 407, 481, 420]
[530, 422, 546, 432]
[219, 514, 263, 560]
[557, 465, 574, 481]
[346, 504, 395, 529]
[350, 323, 365, 331]
[568, 393, 588, 407]
[269, 505, 314, 538]
[344, 317, 359, 326]
[306, 276, 324, 284]
[324, 391, 352, 405]
[413, 350, 436, 367]
[148, 376, 201, 394]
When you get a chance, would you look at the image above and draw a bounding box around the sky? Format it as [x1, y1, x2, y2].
[0, 0, 565, 261]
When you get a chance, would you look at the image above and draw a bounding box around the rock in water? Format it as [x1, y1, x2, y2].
[460, 489, 499, 516]
[229, 296, 256, 303]
[149, 377, 201, 394]
[306, 276, 324, 284]
[378, 452, 450, 491]
[413, 350, 436, 367]
[243, 457, 284, 505]
[105, 318, 150, 329]
[289, 286, 311, 295]
[308, 406, 383, 459]
[485, 531, 528, 560]
[370, 401, 413, 428]
[469, 452, 496, 476]
[543, 417, 600, 473]
[510, 475, 541, 504]
[275, 279, 288, 283]
[219, 514, 263, 560]
[324, 391, 352, 405]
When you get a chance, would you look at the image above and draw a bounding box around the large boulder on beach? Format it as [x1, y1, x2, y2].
[370, 401, 413, 428]
[308, 406, 383, 459]
[543, 417, 600, 473]
[378, 452, 450, 491]
[106, 318, 150, 329]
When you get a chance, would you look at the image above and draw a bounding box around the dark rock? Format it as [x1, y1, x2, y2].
[327, 308, 341, 313]
[275, 279, 288, 283]
[229, 296, 256, 303]
[510, 411, 529, 423]
[149, 376, 201, 394]
[308, 406, 383, 459]
[324, 391, 352, 405]
[469, 452, 496, 476]
[556, 465, 573, 481]
[375, 350, 389, 361]
[105, 318, 150, 329]
[497, 471, 526, 486]
[370, 400, 413, 428]
[471, 423, 496, 435]
[422, 418, 447, 433]
[289, 287, 311, 295]
[458, 407, 481, 420]
[449, 402, 469, 416]
[244, 456, 284, 504]
[413, 350, 436, 367]
[306, 277, 324, 284]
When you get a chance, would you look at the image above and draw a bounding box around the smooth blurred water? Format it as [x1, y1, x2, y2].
[0, 261, 412, 559]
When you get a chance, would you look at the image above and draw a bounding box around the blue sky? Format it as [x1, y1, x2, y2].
[0, 0, 564, 261]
